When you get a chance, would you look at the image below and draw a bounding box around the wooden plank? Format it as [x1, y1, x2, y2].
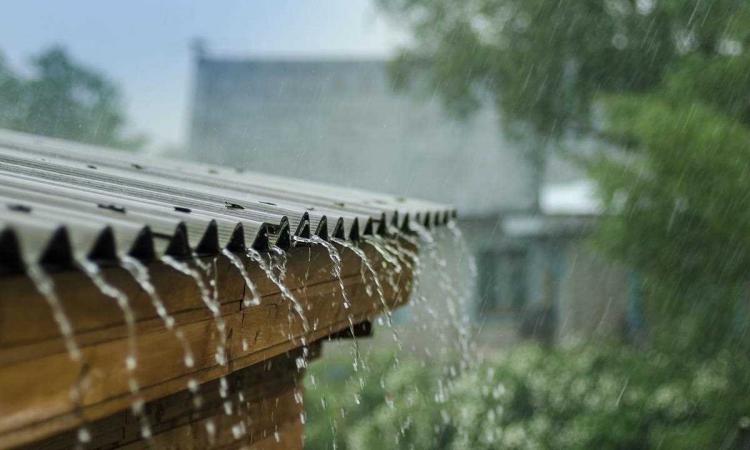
[0, 240, 415, 448]
[21, 350, 308, 450]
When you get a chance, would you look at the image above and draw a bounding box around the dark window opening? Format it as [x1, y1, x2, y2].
[477, 249, 527, 317]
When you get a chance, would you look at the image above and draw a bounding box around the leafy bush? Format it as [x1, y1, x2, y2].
[305, 344, 750, 449]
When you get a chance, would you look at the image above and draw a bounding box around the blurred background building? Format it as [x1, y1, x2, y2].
[186, 46, 636, 345]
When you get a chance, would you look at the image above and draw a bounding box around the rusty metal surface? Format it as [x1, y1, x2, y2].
[0, 129, 455, 274]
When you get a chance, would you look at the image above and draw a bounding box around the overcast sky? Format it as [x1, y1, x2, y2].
[0, 0, 401, 150]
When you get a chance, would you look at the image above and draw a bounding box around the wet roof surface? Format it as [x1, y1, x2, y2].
[0, 129, 454, 274]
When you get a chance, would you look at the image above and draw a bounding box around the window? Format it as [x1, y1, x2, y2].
[477, 248, 527, 316]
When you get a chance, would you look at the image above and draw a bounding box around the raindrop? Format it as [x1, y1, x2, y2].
[76, 427, 91, 444]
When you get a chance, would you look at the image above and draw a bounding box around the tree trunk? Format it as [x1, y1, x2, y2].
[527, 137, 547, 213]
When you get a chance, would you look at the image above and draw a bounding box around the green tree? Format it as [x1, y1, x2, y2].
[378, 0, 750, 350]
[377, 0, 745, 206]
[306, 345, 750, 449]
[0, 46, 143, 150]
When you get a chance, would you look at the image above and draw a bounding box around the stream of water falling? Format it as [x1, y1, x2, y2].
[307, 236, 350, 310]
[77, 259, 138, 373]
[76, 258, 154, 440]
[246, 247, 309, 342]
[362, 236, 403, 294]
[24, 220, 472, 446]
[203, 258, 237, 417]
[25, 264, 92, 447]
[292, 236, 363, 373]
[379, 230, 423, 302]
[362, 236, 402, 271]
[386, 226, 421, 274]
[120, 255, 195, 368]
[119, 255, 212, 423]
[26, 264, 81, 361]
[161, 255, 228, 367]
[445, 220, 478, 365]
[410, 222, 475, 369]
[331, 238, 402, 349]
[162, 255, 236, 424]
[447, 220, 477, 279]
[382, 226, 424, 319]
[221, 248, 261, 307]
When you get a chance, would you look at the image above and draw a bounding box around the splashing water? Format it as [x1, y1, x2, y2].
[270, 245, 288, 281]
[384, 227, 419, 270]
[362, 236, 402, 273]
[385, 226, 421, 277]
[221, 248, 261, 307]
[409, 222, 435, 245]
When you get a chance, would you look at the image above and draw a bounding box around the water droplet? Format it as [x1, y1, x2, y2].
[205, 420, 216, 437]
[77, 427, 91, 443]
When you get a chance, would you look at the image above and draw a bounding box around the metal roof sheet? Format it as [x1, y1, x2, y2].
[0, 129, 455, 274]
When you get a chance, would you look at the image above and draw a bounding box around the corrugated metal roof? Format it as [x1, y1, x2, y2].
[0, 129, 455, 274]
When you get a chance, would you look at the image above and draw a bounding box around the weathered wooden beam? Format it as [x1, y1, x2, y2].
[0, 241, 414, 449]
[19, 349, 310, 450]
[328, 320, 373, 339]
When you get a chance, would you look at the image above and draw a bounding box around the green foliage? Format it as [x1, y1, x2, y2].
[304, 351, 410, 448]
[380, 0, 750, 350]
[589, 97, 750, 354]
[592, 97, 750, 283]
[0, 46, 143, 150]
[377, 0, 750, 213]
[306, 346, 750, 450]
[378, 0, 747, 137]
[334, 3, 750, 448]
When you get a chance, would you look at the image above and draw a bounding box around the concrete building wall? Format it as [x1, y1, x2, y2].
[188, 58, 534, 217]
